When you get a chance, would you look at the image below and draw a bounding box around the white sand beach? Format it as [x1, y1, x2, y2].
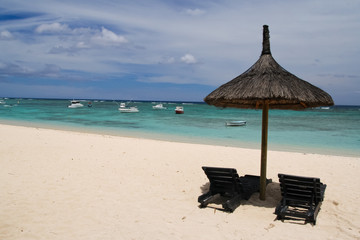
[0, 123, 359, 240]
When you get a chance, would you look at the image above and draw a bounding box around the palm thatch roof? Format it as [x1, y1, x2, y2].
[204, 25, 334, 110]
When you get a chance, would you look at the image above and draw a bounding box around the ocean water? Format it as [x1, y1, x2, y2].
[0, 98, 359, 157]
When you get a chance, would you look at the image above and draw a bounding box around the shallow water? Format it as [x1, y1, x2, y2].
[0, 98, 359, 157]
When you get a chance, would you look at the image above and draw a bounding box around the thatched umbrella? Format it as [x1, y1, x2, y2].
[204, 25, 334, 200]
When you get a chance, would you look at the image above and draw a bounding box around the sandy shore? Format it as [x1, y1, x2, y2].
[0, 124, 359, 240]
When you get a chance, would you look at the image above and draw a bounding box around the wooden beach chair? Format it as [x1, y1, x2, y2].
[275, 173, 326, 225]
[198, 166, 271, 212]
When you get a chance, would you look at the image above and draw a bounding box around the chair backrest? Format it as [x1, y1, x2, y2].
[202, 167, 241, 194]
[278, 174, 325, 205]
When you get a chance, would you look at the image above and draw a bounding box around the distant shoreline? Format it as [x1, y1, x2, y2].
[1, 120, 358, 158]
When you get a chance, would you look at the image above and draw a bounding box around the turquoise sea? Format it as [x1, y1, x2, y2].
[0, 98, 359, 157]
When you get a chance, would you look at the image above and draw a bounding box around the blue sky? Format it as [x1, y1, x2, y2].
[0, 0, 359, 104]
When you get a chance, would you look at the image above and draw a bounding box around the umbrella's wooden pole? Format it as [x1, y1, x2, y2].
[260, 102, 269, 200]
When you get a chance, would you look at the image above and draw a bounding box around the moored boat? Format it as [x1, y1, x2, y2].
[175, 106, 184, 114]
[119, 102, 139, 113]
[225, 120, 246, 126]
[152, 103, 167, 110]
[68, 100, 84, 108]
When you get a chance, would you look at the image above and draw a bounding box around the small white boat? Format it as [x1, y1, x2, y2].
[119, 102, 139, 113]
[175, 106, 184, 114]
[152, 103, 167, 110]
[225, 120, 246, 126]
[68, 100, 84, 108]
[313, 106, 331, 110]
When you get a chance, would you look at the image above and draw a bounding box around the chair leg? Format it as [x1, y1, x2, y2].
[222, 194, 243, 212]
[275, 204, 287, 221]
[198, 191, 215, 208]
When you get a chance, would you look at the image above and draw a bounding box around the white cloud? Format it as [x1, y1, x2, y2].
[48, 45, 68, 54]
[91, 27, 128, 46]
[35, 23, 70, 33]
[184, 8, 205, 16]
[76, 41, 90, 49]
[0, 30, 13, 40]
[36, 25, 128, 54]
[181, 54, 197, 64]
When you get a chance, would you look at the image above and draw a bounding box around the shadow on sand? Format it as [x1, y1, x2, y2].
[198, 181, 282, 211]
